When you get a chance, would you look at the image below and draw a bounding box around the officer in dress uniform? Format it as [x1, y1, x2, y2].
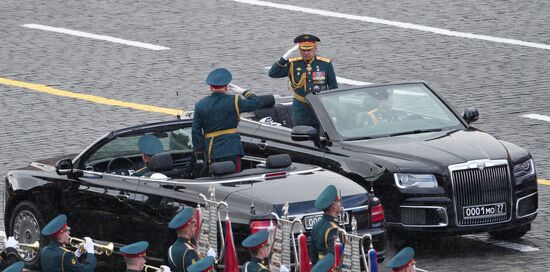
[309, 185, 344, 266]
[186, 256, 215, 272]
[2, 261, 25, 272]
[311, 253, 335, 272]
[0, 237, 22, 270]
[133, 134, 164, 176]
[40, 214, 96, 272]
[385, 247, 415, 272]
[268, 34, 338, 130]
[192, 68, 263, 172]
[168, 208, 215, 272]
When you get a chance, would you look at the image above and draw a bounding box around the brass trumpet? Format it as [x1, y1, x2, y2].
[68, 236, 114, 256]
[144, 264, 168, 272]
[19, 241, 40, 251]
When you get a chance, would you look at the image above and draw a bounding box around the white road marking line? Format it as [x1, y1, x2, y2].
[235, 0, 550, 51]
[521, 113, 550, 122]
[464, 234, 539, 252]
[21, 24, 170, 51]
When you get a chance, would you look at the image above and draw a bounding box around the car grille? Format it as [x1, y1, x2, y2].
[450, 160, 512, 226]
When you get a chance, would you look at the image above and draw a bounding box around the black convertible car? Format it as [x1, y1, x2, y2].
[239, 81, 538, 239]
[3, 119, 385, 269]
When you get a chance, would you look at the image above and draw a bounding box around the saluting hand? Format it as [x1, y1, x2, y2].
[282, 44, 299, 60]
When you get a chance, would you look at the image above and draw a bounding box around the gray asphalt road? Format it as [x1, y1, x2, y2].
[0, 0, 549, 271]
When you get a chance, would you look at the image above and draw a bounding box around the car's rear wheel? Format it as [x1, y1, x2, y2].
[9, 201, 45, 268]
[489, 223, 530, 240]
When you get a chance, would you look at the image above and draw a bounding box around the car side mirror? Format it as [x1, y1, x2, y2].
[291, 126, 319, 142]
[55, 158, 73, 176]
[462, 107, 479, 124]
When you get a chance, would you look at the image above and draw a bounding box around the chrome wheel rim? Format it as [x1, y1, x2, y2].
[12, 209, 40, 261]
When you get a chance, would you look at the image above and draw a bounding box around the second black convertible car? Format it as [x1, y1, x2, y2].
[4, 119, 385, 269]
[239, 81, 538, 239]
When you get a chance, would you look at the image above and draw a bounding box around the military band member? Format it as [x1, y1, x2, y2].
[0, 237, 22, 270]
[186, 256, 215, 272]
[40, 214, 97, 272]
[241, 230, 270, 272]
[168, 207, 215, 272]
[268, 34, 338, 130]
[192, 68, 263, 172]
[120, 241, 171, 272]
[385, 247, 415, 272]
[311, 253, 334, 272]
[2, 261, 25, 272]
[309, 185, 344, 266]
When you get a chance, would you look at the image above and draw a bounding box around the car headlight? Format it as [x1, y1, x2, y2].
[394, 173, 438, 189]
[513, 159, 535, 179]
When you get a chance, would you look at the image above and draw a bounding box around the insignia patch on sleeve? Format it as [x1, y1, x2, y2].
[71, 258, 77, 265]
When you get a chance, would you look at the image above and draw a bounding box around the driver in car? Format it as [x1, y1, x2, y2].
[356, 89, 405, 126]
[132, 134, 164, 176]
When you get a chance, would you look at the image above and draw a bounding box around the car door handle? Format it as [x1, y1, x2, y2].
[116, 192, 130, 201]
[257, 141, 268, 150]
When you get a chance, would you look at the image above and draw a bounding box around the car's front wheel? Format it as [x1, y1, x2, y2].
[489, 223, 531, 240]
[9, 201, 45, 268]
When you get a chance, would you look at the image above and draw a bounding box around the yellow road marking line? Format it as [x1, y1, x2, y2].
[538, 179, 550, 186]
[0, 77, 182, 116]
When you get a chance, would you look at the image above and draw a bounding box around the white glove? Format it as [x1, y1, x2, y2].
[282, 44, 299, 60]
[4, 236, 19, 249]
[207, 248, 217, 258]
[83, 237, 95, 254]
[160, 265, 171, 272]
[74, 247, 83, 258]
[280, 264, 290, 272]
[228, 83, 246, 95]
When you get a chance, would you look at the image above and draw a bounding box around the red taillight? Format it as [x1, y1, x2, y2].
[371, 204, 385, 223]
[264, 171, 288, 180]
[249, 219, 277, 234]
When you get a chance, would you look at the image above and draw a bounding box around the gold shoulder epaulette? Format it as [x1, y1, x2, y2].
[316, 56, 331, 62]
[289, 57, 303, 62]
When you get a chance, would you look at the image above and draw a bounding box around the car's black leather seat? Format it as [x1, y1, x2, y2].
[254, 104, 294, 128]
[146, 152, 186, 178]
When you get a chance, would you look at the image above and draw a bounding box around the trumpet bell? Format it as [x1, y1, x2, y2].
[19, 241, 40, 251]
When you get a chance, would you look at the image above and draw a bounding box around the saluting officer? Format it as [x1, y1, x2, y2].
[168, 207, 215, 272]
[268, 34, 338, 130]
[2, 261, 25, 272]
[186, 256, 215, 272]
[309, 185, 344, 266]
[40, 214, 96, 272]
[192, 68, 263, 172]
[311, 253, 335, 272]
[0, 237, 22, 270]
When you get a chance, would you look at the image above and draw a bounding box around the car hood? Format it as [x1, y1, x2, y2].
[341, 129, 509, 173]
[221, 169, 368, 217]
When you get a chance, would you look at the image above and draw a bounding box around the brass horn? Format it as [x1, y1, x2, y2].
[19, 241, 40, 251]
[68, 236, 114, 256]
[144, 264, 169, 272]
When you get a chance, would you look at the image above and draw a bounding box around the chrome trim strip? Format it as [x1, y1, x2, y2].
[449, 159, 512, 227]
[398, 205, 448, 227]
[516, 192, 538, 219]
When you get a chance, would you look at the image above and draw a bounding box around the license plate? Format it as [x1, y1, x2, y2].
[463, 203, 506, 219]
[303, 212, 350, 230]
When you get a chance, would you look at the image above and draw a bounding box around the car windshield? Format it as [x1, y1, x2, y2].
[318, 83, 465, 140]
